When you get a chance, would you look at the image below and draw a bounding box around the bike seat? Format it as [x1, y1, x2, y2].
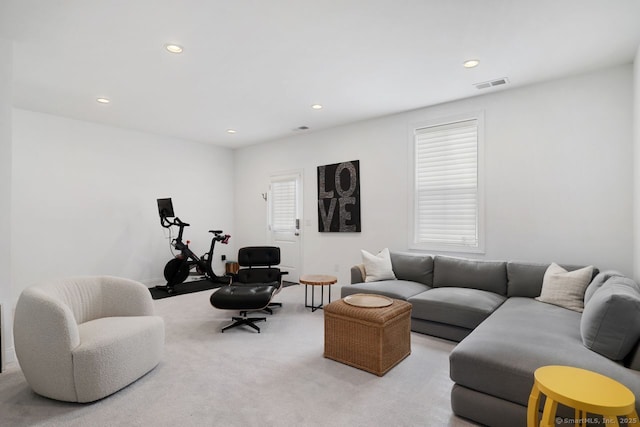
[209, 230, 223, 234]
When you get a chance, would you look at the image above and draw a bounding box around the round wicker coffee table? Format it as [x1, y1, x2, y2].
[300, 274, 337, 312]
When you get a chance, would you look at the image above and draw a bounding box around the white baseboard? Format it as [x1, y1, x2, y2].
[2, 345, 15, 370]
[0, 302, 16, 372]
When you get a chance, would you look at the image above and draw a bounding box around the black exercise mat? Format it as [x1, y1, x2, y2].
[149, 279, 300, 300]
[282, 281, 299, 288]
[149, 279, 225, 300]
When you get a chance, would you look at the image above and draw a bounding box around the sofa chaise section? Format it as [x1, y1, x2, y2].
[408, 288, 506, 341]
[449, 297, 640, 427]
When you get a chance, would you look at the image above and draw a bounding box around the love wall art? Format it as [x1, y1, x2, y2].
[317, 160, 361, 232]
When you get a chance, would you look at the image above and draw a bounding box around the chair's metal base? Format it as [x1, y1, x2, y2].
[221, 312, 266, 333]
[263, 301, 282, 314]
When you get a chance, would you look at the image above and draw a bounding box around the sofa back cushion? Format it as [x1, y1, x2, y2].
[390, 252, 433, 286]
[433, 256, 507, 295]
[507, 262, 599, 298]
[580, 277, 640, 361]
[584, 270, 626, 305]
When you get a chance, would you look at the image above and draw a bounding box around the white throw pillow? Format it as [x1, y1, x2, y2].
[535, 262, 594, 312]
[361, 248, 397, 282]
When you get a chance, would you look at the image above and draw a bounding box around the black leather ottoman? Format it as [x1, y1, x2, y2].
[210, 284, 277, 332]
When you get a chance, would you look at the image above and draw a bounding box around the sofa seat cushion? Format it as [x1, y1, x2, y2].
[340, 280, 430, 300]
[449, 298, 640, 410]
[408, 288, 506, 329]
[74, 316, 164, 402]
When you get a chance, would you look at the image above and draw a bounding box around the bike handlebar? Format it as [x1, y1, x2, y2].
[213, 233, 230, 244]
[208, 230, 230, 244]
[160, 215, 190, 228]
[160, 215, 228, 244]
[174, 217, 190, 227]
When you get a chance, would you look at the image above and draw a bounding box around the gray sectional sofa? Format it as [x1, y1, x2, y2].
[343, 252, 640, 427]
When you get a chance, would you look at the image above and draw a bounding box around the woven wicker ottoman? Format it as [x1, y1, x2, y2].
[324, 296, 411, 376]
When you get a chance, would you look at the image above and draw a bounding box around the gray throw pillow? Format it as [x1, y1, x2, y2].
[612, 276, 640, 293]
[580, 283, 640, 360]
[535, 263, 593, 312]
[583, 270, 625, 305]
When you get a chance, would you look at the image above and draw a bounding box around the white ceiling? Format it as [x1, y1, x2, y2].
[2, 1, 640, 148]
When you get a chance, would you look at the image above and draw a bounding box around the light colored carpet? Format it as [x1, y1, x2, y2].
[0, 284, 478, 427]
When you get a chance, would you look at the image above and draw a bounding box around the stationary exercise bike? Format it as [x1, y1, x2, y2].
[157, 198, 231, 294]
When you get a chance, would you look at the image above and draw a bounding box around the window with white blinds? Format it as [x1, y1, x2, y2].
[411, 116, 483, 252]
[270, 179, 297, 232]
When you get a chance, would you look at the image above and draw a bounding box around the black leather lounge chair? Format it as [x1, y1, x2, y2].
[210, 246, 286, 333]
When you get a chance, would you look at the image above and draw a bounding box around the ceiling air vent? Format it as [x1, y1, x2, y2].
[474, 77, 509, 90]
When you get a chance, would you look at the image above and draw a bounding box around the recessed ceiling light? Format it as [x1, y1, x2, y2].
[311, 104, 323, 110]
[96, 97, 110, 104]
[164, 44, 183, 54]
[226, 129, 237, 134]
[463, 59, 480, 68]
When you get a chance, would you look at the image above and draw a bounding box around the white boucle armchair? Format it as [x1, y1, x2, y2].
[13, 276, 164, 402]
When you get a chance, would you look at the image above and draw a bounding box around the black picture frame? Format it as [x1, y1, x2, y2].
[317, 160, 361, 232]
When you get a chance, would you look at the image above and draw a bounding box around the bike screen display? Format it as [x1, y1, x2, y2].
[157, 198, 175, 218]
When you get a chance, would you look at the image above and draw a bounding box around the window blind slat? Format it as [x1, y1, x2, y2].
[271, 180, 297, 231]
[414, 118, 479, 247]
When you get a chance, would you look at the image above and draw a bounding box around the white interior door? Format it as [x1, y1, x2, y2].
[268, 172, 302, 282]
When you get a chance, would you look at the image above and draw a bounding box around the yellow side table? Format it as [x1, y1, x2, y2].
[527, 365, 639, 427]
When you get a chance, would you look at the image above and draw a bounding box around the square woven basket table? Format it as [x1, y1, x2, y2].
[324, 297, 411, 376]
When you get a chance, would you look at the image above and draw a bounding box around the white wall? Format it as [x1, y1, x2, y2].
[11, 109, 236, 290]
[0, 38, 12, 369]
[634, 45, 640, 282]
[234, 64, 634, 285]
[2, 109, 234, 365]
